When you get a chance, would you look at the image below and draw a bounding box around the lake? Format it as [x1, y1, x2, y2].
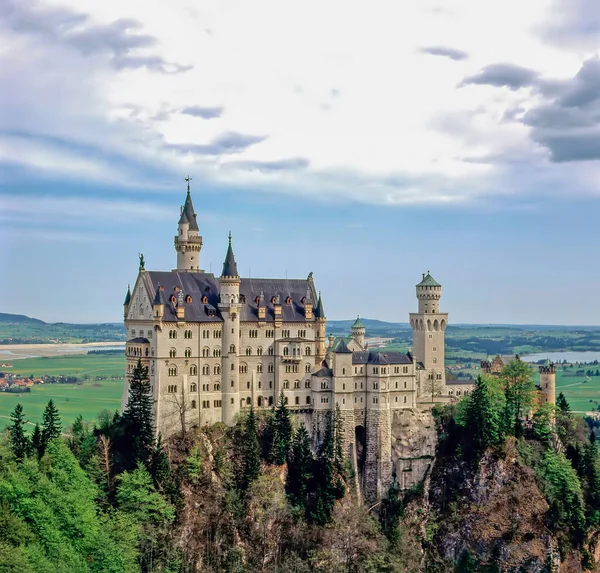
[522, 351, 600, 364]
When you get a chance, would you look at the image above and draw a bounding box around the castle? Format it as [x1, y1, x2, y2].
[122, 183, 452, 500]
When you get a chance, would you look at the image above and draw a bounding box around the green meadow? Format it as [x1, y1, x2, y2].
[555, 369, 600, 413]
[0, 353, 125, 429]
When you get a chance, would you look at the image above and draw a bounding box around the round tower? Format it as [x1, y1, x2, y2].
[409, 272, 448, 399]
[539, 361, 556, 406]
[315, 291, 327, 363]
[351, 315, 366, 349]
[174, 177, 203, 271]
[219, 232, 241, 426]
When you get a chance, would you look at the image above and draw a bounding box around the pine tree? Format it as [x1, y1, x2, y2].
[42, 399, 62, 445]
[286, 423, 314, 508]
[121, 358, 154, 466]
[466, 376, 503, 455]
[308, 412, 336, 525]
[31, 423, 43, 458]
[333, 403, 345, 477]
[557, 392, 571, 413]
[241, 408, 261, 491]
[272, 391, 292, 465]
[9, 403, 30, 462]
[150, 434, 171, 491]
[500, 358, 535, 437]
[380, 477, 403, 544]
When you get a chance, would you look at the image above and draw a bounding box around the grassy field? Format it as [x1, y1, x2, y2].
[7, 354, 125, 379]
[0, 380, 124, 430]
[556, 369, 600, 413]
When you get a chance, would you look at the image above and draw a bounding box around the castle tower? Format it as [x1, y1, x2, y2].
[123, 284, 131, 320]
[174, 178, 203, 271]
[219, 233, 241, 426]
[315, 291, 327, 363]
[409, 272, 448, 398]
[364, 354, 393, 502]
[351, 316, 366, 349]
[539, 361, 556, 406]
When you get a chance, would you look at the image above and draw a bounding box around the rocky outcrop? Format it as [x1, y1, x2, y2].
[391, 409, 437, 490]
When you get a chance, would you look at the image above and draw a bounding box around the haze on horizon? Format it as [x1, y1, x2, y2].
[1, 0, 600, 326]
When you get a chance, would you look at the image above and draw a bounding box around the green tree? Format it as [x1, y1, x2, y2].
[533, 403, 556, 444]
[308, 412, 337, 525]
[8, 404, 30, 462]
[286, 423, 314, 509]
[557, 392, 571, 413]
[380, 477, 403, 544]
[31, 423, 43, 458]
[120, 358, 154, 467]
[466, 375, 503, 454]
[149, 434, 171, 491]
[271, 391, 293, 465]
[500, 358, 535, 437]
[41, 399, 62, 450]
[583, 440, 600, 527]
[241, 408, 261, 491]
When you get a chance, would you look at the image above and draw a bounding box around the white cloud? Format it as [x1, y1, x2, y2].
[2, 0, 600, 205]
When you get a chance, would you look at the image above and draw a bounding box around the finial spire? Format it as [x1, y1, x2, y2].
[185, 175, 192, 194]
[228, 230, 232, 245]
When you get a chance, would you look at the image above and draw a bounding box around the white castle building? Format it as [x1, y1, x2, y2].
[122, 183, 453, 499]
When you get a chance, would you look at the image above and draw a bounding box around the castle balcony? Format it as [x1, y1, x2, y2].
[281, 354, 302, 363]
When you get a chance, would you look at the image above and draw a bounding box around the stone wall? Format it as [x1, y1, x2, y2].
[391, 409, 436, 490]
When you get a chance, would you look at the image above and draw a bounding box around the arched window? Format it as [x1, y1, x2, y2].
[305, 380, 311, 388]
[246, 347, 252, 356]
[306, 396, 311, 404]
[305, 347, 311, 356]
[305, 363, 311, 373]
[268, 396, 273, 406]
[214, 365, 221, 375]
[295, 397, 300, 405]
[294, 380, 300, 389]
[283, 380, 290, 389]
[169, 348, 177, 358]
[190, 383, 197, 392]
[191, 400, 196, 409]
[202, 365, 209, 375]
[168, 367, 177, 377]
[230, 344, 236, 354]
[185, 348, 192, 358]
[257, 346, 263, 356]
[258, 397, 263, 407]
[202, 347, 210, 357]
[246, 397, 251, 405]
[268, 363, 274, 373]
[284, 397, 289, 405]
[190, 365, 197, 376]
[283, 347, 289, 356]
[247, 381, 250, 389]
[213, 348, 221, 357]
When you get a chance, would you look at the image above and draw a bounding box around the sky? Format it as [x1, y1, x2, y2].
[1, 0, 600, 325]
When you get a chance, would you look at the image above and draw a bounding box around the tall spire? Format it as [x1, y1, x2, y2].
[123, 284, 131, 306]
[221, 231, 239, 277]
[178, 176, 199, 231]
[315, 291, 325, 318]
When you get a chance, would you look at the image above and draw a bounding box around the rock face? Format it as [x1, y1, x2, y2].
[427, 439, 563, 572]
[391, 409, 437, 490]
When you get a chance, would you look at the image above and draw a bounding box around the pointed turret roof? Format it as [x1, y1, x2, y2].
[416, 271, 440, 287]
[314, 291, 325, 318]
[335, 339, 353, 354]
[153, 285, 166, 305]
[221, 232, 239, 277]
[123, 284, 131, 306]
[352, 315, 364, 329]
[178, 188, 199, 232]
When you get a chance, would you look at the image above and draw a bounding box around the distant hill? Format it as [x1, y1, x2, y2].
[0, 313, 46, 325]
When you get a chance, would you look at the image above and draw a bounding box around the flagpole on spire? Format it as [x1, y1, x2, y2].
[185, 175, 192, 193]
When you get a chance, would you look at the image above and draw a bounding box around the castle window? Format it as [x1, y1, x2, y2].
[305, 363, 311, 373]
[170, 295, 176, 304]
[266, 330, 274, 338]
[294, 380, 300, 389]
[373, 382, 378, 390]
[295, 397, 300, 405]
[269, 381, 273, 389]
[185, 348, 192, 358]
[202, 295, 208, 304]
[342, 368, 345, 375]
[271, 296, 277, 304]
[246, 347, 252, 356]
[213, 349, 221, 357]
[433, 347, 437, 351]
[168, 367, 178, 377]
[306, 396, 311, 405]
[169, 348, 177, 358]
[257, 346, 263, 356]
[342, 383, 345, 390]
[404, 396, 407, 404]
[373, 397, 378, 404]
[268, 346, 274, 356]
[131, 329, 136, 336]
[202, 347, 210, 357]
[395, 396, 398, 402]
[231, 381, 234, 387]
[215, 330, 222, 338]
[247, 381, 250, 389]
[214, 365, 221, 375]
[282, 329, 290, 338]
[186, 295, 193, 304]
[239, 364, 248, 374]
[202, 365, 209, 375]
[231, 364, 234, 371]
[285, 296, 292, 305]
[240, 295, 246, 303]
[190, 382, 197, 392]
[433, 358, 437, 364]
[168, 384, 177, 393]
[191, 400, 196, 409]
[436, 373, 442, 380]
[298, 330, 306, 338]
[169, 330, 177, 339]
[257, 364, 263, 373]
[283, 380, 290, 389]
[231, 398, 234, 404]
[305, 346, 311, 356]
[230, 344, 236, 354]
[284, 397, 289, 405]
[283, 347, 289, 356]
[305, 380, 311, 388]
[395, 381, 398, 389]
[190, 365, 197, 376]
[269, 396, 273, 406]
[214, 383, 220, 391]
[403, 366, 408, 374]
[268, 363, 274, 373]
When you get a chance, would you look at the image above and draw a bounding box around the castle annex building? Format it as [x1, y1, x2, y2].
[122, 185, 450, 499]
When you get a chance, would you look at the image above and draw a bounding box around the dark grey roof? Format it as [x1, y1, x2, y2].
[153, 285, 167, 305]
[313, 366, 334, 377]
[352, 351, 412, 365]
[314, 291, 325, 318]
[143, 271, 317, 323]
[178, 191, 199, 232]
[124, 285, 131, 306]
[128, 337, 149, 343]
[335, 339, 353, 354]
[446, 379, 474, 386]
[221, 233, 239, 277]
